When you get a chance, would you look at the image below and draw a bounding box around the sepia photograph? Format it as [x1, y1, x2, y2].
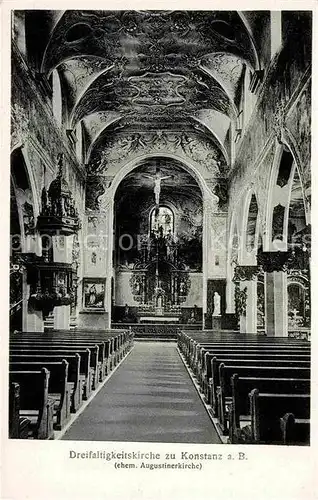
[3, 4, 316, 498]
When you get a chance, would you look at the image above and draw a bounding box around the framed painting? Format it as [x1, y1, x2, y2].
[82, 277, 106, 310]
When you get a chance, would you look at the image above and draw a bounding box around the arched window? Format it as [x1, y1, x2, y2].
[150, 206, 174, 237]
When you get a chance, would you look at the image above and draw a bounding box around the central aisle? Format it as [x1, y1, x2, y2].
[62, 342, 221, 443]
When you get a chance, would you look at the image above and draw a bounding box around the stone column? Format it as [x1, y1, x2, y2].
[203, 193, 227, 329]
[226, 262, 236, 314]
[52, 234, 74, 331]
[265, 271, 288, 337]
[226, 279, 236, 314]
[243, 279, 258, 333]
[105, 199, 114, 328]
[259, 252, 289, 337]
[234, 265, 258, 334]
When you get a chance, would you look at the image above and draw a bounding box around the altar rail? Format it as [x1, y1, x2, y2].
[288, 329, 310, 341]
[111, 323, 203, 339]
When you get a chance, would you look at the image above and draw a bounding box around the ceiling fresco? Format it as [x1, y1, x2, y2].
[87, 129, 229, 176]
[42, 11, 258, 75]
[38, 10, 260, 179]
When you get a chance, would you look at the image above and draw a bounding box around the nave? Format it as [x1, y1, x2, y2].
[61, 342, 221, 443]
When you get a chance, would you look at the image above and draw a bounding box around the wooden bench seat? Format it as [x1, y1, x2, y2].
[9, 353, 80, 413]
[10, 348, 91, 400]
[29, 339, 107, 380]
[10, 328, 132, 369]
[247, 390, 310, 445]
[197, 346, 310, 384]
[186, 339, 309, 367]
[192, 343, 310, 372]
[9, 369, 55, 439]
[10, 360, 70, 430]
[10, 331, 128, 378]
[227, 374, 310, 440]
[9, 382, 30, 439]
[179, 331, 309, 360]
[201, 350, 310, 393]
[207, 356, 310, 409]
[280, 412, 310, 445]
[196, 343, 310, 367]
[10, 341, 100, 389]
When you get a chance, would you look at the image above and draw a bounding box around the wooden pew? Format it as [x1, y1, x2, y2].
[10, 328, 132, 370]
[194, 344, 310, 375]
[9, 382, 30, 439]
[197, 342, 310, 367]
[10, 360, 70, 430]
[188, 340, 309, 371]
[179, 331, 309, 362]
[179, 329, 308, 348]
[227, 374, 310, 440]
[9, 382, 20, 438]
[201, 348, 310, 394]
[10, 353, 81, 412]
[10, 344, 95, 395]
[10, 348, 91, 400]
[247, 389, 310, 445]
[9, 328, 132, 378]
[11, 335, 110, 377]
[280, 412, 310, 445]
[209, 356, 311, 410]
[10, 341, 100, 390]
[9, 368, 55, 439]
[197, 345, 310, 383]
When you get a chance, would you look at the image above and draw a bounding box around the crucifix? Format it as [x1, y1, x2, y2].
[143, 167, 172, 208]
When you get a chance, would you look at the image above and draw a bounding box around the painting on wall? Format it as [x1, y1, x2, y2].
[83, 278, 106, 310]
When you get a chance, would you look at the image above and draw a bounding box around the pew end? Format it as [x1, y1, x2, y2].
[280, 413, 310, 446]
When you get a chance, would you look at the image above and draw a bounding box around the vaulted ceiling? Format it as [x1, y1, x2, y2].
[35, 10, 260, 173]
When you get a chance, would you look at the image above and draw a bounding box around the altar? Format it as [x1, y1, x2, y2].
[139, 316, 180, 323]
[138, 303, 181, 323]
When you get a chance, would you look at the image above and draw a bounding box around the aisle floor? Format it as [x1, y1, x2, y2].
[62, 342, 221, 443]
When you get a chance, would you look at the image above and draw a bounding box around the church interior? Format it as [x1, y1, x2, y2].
[9, 10, 311, 445]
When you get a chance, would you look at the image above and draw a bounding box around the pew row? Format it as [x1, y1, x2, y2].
[10, 360, 71, 429]
[177, 330, 311, 445]
[209, 357, 310, 413]
[227, 374, 310, 440]
[9, 369, 55, 439]
[9, 382, 30, 439]
[245, 390, 310, 445]
[9, 328, 133, 439]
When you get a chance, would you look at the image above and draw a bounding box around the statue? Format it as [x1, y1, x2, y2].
[157, 295, 163, 309]
[213, 291, 221, 316]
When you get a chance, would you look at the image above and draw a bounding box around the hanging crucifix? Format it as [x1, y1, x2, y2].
[143, 167, 172, 213]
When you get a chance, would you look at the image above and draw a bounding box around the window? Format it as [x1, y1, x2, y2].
[150, 206, 174, 237]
